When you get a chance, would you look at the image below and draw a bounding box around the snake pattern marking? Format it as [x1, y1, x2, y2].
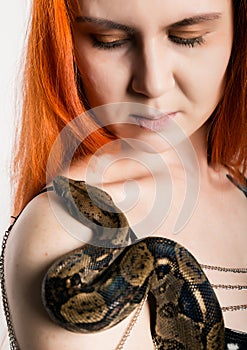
[42, 175, 225, 349]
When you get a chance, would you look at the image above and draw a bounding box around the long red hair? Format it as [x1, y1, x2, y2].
[12, 0, 114, 215]
[206, 0, 247, 176]
[12, 0, 247, 215]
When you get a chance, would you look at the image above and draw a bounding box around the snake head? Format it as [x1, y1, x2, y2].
[52, 175, 130, 247]
[52, 175, 86, 198]
[52, 175, 97, 224]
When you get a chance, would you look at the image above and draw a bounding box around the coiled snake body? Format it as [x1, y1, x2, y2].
[42, 176, 225, 349]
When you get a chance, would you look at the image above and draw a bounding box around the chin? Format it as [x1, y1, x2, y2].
[108, 121, 189, 154]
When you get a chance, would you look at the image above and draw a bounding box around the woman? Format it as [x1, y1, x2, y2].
[1, 0, 246, 349]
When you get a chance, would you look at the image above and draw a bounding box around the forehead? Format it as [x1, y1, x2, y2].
[75, 0, 232, 25]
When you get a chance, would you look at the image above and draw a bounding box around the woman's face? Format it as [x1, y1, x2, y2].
[72, 0, 233, 145]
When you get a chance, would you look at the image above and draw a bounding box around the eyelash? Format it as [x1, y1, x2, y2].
[91, 34, 205, 50]
[169, 35, 205, 48]
[91, 36, 128, 50]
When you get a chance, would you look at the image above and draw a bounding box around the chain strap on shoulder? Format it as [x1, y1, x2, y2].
[201, 263, 247, 313]
[201, 264, 247, 273]
[0, 221, 20, 350]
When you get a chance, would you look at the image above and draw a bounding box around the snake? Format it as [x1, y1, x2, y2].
[42, 175, 225, 349]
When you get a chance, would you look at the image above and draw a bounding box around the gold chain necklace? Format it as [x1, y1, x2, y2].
[202, 263, 247, 312]
[115, 293, 158, 350]
[115, 263, 247, 349]
[201, 264, 247, 273]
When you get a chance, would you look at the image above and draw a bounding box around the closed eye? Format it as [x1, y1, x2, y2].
[169, 35, 206, 48]
[91, 35, 205, 50]
[90, 34, 131, 50]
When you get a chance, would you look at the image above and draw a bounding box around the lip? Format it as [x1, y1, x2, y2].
[129, 112, 177, 132]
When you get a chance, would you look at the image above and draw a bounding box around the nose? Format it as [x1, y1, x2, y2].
[131, 41, 175, 98]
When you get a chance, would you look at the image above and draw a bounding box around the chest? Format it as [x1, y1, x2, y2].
[103, 178, 247, 332]
[103, 177, 247, 266]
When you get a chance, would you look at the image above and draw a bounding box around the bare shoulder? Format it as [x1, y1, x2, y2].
[4, 190, 149, 350]
[6, 191, 84, 270]
[4, 191, 87, 349]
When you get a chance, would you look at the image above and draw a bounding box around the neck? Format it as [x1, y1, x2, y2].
[71, 124, 226, 187]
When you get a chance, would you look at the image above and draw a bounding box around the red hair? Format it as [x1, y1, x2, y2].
[12, 0, 114, 215]
[206, 0, 247, 178]
[12, 0, 247, 215]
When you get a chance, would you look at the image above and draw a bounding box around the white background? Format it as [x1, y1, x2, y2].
[0, 1, 31, 347]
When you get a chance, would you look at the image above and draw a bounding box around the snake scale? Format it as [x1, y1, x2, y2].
[42, 175, 225, 349]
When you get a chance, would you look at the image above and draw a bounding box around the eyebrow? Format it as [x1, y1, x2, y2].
[75, 12, 222, 33]
[75, 16, 135, 34]
[170, 13, 222, 28]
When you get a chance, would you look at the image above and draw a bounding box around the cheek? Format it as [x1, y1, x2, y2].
[184, 43, 232, 111]
[76, 53, 130, 107]
[174, 42, 232, 137]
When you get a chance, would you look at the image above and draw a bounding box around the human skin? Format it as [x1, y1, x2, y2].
[4, 1, 247, 350]
[69, 0, 235, 246]
[72, 0, 233, 151]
